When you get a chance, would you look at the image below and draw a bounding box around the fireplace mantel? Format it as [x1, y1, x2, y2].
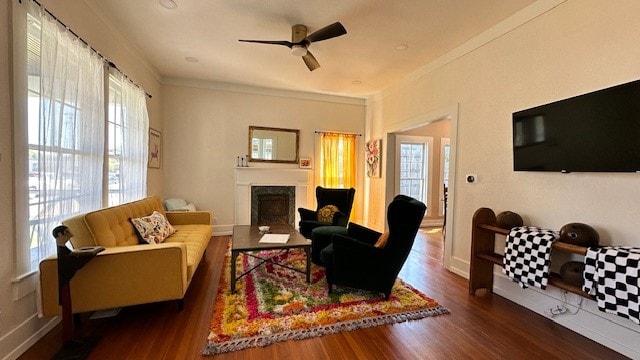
[234, 167, 312, 227]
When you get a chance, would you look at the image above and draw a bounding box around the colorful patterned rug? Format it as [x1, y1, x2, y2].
[203, 245, 449, 355]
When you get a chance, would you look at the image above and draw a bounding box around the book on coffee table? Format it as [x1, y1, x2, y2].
[259, 234, 290, 244]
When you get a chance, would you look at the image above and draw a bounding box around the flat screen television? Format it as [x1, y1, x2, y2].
[513, 79, 640, 172]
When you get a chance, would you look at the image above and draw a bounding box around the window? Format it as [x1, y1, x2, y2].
[399, 143, 426, 202]
[107, 72, 149, 206]
[395, 135, 433, 205]
[15, 2, 148, 275]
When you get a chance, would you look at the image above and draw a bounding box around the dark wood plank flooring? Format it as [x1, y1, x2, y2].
[19, 228, 628, 359]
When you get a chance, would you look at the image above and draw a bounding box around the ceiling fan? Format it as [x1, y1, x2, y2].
[239, 22, 347, 71]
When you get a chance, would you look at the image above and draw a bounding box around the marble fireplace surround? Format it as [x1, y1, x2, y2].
[251, 186, 295, 225]
[234, 167, 312, 227]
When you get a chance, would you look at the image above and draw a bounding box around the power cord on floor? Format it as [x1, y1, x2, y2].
[547, 291, 583, 318]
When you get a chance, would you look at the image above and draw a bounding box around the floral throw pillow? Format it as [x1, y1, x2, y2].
[131, 211, 176, 244]
[317, 205, 340, 223]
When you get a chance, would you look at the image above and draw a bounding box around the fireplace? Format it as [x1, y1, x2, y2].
[251, 186, 295, 225]
[234, 168, 312, 227]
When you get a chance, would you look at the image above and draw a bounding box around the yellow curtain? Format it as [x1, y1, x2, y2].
[321, 133, 339, 188]
[321, 132, 357, 218]
[342, 134, 357, 189]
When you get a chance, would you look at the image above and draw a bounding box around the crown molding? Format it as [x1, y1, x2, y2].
[161, 77, 366, 106]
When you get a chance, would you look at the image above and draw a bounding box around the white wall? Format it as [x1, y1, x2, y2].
[0, 0, 162, 358]
[160, 80, 366, 234]
[366, 0, 640, 357]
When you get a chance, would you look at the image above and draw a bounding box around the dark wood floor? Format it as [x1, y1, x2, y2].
[20, 228, 627, 359]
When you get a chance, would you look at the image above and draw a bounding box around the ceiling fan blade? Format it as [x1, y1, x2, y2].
[238, 39, 293, 48]
[291, 24, 307, 43]
[305, 22, 347, 43]
[302, 51, 320, 71]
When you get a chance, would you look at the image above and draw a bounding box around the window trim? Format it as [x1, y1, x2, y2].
[13, 1, 35, 279]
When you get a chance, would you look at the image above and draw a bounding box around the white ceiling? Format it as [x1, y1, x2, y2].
[87, 0, 536, 98]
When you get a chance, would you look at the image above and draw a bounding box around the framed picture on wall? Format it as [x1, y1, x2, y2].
[299, 157, 312, 169]
[148, 128, 161, 169]
[365, 138, 381, 177]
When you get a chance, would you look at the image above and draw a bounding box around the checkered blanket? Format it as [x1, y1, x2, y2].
[503, 226, 560, 289]
[583, 246, 640, 325]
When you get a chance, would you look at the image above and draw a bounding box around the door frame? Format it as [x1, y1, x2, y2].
[384, 104, 458, 270]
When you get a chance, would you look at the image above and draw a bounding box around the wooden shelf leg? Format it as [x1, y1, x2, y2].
[469, 208, 498, 295]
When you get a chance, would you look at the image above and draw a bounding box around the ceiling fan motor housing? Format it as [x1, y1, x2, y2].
[292, 24, 308, 43]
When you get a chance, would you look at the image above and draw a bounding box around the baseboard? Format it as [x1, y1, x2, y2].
[493, 274, 640, 359]
[0, 315, 59, 360]
[447, 256, 470, 279]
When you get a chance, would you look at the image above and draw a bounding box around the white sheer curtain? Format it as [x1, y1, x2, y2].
[29, 2, 104, 266]
[108, 71, 148, 205]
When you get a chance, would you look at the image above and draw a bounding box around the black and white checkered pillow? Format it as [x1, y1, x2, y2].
[503, 226, 559, 289]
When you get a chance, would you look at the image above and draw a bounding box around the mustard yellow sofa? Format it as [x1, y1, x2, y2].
[39, 195, 212, 317]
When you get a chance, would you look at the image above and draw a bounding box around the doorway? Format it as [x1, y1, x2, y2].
[383, 104, 458, 270]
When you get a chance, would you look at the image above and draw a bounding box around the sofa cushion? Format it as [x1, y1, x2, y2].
[165, 224, 212, 279]
[131, 211, 176, 244]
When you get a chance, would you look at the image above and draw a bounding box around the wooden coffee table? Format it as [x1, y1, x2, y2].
[230, 224, 311, 293]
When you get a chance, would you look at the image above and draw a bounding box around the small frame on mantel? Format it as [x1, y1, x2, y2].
[299, 157, 312, 169]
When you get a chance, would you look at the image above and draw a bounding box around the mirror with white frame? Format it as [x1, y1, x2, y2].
[248, 126, 300, 163]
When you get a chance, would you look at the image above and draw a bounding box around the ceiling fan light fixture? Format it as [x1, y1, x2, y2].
[291, 45, 308, 57]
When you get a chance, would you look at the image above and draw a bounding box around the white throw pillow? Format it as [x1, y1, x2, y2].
[168, 203, 197, 212]
[177, 203, 197, 212]
[131, 211, 176, 244]
[164, 197, 188, 211]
